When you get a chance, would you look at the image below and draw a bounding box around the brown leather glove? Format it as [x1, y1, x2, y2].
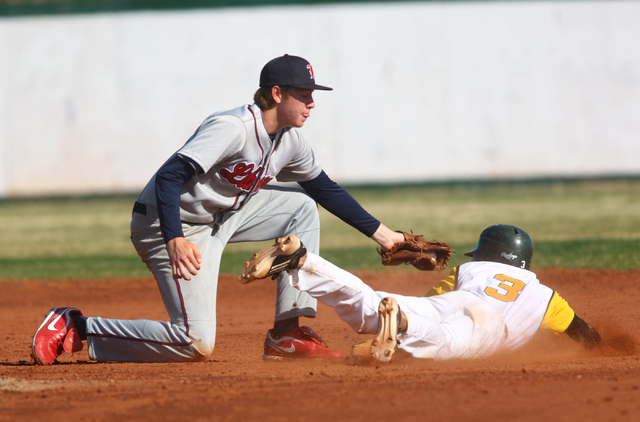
[380, 232, 454, 271]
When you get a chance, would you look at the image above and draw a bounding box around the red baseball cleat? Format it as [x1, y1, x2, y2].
[32, 307, 84, 365]
[263, 326, 343, 360]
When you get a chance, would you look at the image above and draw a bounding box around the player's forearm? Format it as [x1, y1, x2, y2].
[299, 171, 380, 236]
[155, 177, 185, 242]
[564, 315, 601, 349]
[371, 225, 405, 250]
[155, 155, 198, 242]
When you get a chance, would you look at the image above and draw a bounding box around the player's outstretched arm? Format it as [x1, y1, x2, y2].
[564, 315, 601, 350]
[167, 237, 202, 281]
[371, 224, 406, 250]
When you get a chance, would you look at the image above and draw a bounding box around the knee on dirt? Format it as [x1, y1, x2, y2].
[186, 338, 215, 361]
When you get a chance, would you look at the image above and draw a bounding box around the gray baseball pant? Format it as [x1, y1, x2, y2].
[85, 187, 319, 362]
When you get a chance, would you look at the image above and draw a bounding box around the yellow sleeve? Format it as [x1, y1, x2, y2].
[425, 267, 458, 297]
[541, 291, 575, 334]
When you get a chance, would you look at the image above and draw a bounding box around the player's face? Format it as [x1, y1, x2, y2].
[279, 87, 315, 128]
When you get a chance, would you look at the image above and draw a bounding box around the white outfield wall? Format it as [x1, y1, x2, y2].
[0, 1, 639, 197]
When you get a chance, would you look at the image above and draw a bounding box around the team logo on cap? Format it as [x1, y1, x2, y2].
[306, 64, 315, 80]
[501, 252, 517, 261]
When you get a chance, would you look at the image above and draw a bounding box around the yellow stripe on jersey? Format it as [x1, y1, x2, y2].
[541, 291, 575, 334]
[425, 266, 458, 297]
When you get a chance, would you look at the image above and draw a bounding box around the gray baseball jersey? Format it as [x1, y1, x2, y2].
[137, 103, 322, 224]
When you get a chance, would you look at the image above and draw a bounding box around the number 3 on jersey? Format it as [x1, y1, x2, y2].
[484, 274, 525, 302]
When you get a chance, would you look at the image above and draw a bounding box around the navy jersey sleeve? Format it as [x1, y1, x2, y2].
[299, 171, 381, 237]
[155, 154, 201, 242]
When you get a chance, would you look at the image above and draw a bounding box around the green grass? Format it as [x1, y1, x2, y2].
[1, 179, 639, 280]
[0, 256, 150, 280]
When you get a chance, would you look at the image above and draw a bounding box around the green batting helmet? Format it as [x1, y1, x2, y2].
[464, 224, 533, 270]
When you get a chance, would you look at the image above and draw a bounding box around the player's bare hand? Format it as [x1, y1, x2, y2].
[167, 237, 202, 280]
[371, 224, 406, 251]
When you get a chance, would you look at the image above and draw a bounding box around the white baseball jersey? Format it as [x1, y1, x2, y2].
[137, 103, 322, 225]
[455, 261, 554, 350]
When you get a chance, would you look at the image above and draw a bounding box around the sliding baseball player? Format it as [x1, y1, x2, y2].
[240, 225, 601, 362]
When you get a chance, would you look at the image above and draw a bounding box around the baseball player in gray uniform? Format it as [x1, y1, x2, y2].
[240, 225, 601, 362]
[32, 54, 405, 365]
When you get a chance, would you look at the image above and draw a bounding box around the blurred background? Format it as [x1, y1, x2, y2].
[1, 1, 639, 279]
[1, 0, 639, 198]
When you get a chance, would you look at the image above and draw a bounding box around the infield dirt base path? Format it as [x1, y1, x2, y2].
[1, 268, 639, 422]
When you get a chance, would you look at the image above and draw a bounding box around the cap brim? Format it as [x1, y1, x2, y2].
[463, 250, 475, 257]
[287, 83, 333, 91]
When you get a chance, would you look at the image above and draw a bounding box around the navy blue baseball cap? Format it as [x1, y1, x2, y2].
[260, 54, 333, 91]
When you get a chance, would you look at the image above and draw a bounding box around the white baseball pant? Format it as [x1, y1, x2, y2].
[291, 253, 507, 360]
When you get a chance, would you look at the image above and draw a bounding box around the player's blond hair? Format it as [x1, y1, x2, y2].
[254, 86, 290, 110]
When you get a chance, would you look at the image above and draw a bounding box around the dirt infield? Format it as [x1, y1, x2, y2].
[1, 268, 639, 421]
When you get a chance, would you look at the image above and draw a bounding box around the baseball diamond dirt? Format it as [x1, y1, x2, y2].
[1, 268, 639, 421]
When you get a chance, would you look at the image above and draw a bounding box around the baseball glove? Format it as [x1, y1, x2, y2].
[379, 232, 454, 271]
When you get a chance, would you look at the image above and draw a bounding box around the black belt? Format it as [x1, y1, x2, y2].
[133, 201, 211, 225]
[133, 201, 147, 215]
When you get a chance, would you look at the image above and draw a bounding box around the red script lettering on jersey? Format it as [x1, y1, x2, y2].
[220, 163, 273, 192]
